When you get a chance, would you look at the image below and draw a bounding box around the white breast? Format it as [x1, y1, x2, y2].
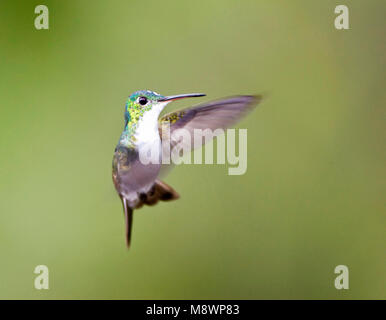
[134, 104, 164, 143]
[134, 102, 167, 161]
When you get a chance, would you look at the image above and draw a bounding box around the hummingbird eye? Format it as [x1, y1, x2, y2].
[138, 97, 148, 106]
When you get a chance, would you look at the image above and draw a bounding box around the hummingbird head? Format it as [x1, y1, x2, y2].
[124, 90, 205, 127]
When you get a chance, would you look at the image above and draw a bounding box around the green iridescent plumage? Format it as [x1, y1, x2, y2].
[119, 90, 165, 147]
[160, 110, 186, 124]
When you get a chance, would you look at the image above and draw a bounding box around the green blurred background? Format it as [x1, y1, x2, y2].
[0, 0, 384, 299]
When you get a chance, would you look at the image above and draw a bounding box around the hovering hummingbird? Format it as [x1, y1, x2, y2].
[112, 90, 261, 247]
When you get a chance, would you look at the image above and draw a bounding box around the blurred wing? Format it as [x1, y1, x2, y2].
[158, 95, 262, 152]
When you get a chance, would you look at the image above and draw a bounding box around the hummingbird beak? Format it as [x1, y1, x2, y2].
[158, 93, 206, 102]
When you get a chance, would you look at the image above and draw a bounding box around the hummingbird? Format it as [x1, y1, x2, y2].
[112, 90, 261, 248]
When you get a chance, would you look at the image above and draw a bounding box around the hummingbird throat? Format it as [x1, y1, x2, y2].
[119, 101, 167, 148]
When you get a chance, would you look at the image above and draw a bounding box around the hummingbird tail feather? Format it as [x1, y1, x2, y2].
[141, 180, 180, 206]
[120, 180, 178, 247]
[122, 197, 133, 248]
[154, 180, 180, 202]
